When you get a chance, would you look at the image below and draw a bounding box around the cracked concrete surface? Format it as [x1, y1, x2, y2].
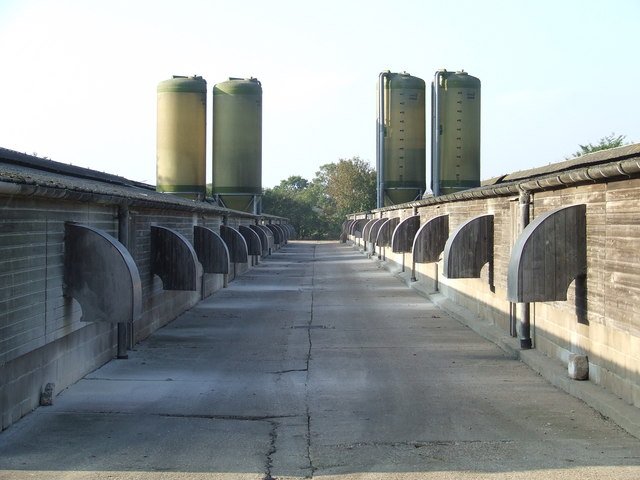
[0, 241, 639, 480]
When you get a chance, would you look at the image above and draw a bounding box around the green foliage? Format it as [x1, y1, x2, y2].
[262, 176, 330, 239]
[262, 157, 377, 240]
[323, 157, 377, 218]
[275, 175, 309, 192]
[570, 133, 629, 158]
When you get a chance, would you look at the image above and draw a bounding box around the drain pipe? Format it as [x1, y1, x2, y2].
[117, 205, 131, 359]
[223, 215, 237, 280]
[518, 188, 533, 349]
[410, 206, 417, 281]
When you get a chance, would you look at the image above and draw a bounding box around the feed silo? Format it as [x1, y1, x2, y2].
[431, 70, 481, 197]
[212, 77, 262, 214]
[156, 75, 207, 199]
[376, 71, 426, 208]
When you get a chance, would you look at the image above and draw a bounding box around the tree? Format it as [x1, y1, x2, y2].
[262, 157, 377, 240]
[321, 157, 376, 218]
[263, 177, 318, 239]
[307, 157, 376, 238]
[570, 133, 629, 158]
[272, 175, 309, 193]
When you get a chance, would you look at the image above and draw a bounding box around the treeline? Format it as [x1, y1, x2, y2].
[262, 157, 376, 240]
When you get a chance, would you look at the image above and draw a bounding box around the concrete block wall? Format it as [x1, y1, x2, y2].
[0, 197, 117, 366]
[0, 196, 260, 430]
[1, 196, 119, 428]
[351, 174, 640, 409]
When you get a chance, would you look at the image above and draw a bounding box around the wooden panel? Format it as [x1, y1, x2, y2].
[64, 223, 142, 323]
[361, 219, 377, 243]
[412, 214, 449, 264]
[193, 226, 230, 274]
[351, 219, 369, 238]
[239, 225, 262, 256]
[273, 224, 288, 244]
[265, 224, 282, 245]
[369, 218, 387, 245]
[250, 225, 271, 256]
[443, 214, 493, 279]
[376, 217, 399, 247]
[391, 215, 420, 253]
[508, 205, 586, 303]
[256, 225, 275, 251]
[220, 225, 249, 263]
[150, 225, 199, 291]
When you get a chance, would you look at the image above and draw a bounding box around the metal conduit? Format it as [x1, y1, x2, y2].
[517, 189, 532, 349]
[117, 206, 131, 358]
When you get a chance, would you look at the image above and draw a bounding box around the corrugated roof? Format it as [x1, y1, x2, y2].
[483, 143, 640, 186]
[0, 147, 285, 221]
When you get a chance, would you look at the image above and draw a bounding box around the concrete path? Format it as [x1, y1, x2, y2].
[1, 241, 639, 480]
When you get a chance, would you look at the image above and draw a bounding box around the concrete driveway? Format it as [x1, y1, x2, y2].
[0, 241, 638, 479]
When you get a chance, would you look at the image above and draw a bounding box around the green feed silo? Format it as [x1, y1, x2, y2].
[376, 71, 426, 208]
[212, 77, 262, 214]
[156, 75, 207, 199]
[431, 70, 481, 197]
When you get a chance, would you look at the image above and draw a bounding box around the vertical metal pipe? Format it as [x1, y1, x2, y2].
[509, 302, 517, 337]
[431, 71, 444, 197]
[377, 72, 388, 209]
[201, 265, 206, 300]
[117, 205, 130, 359]
[518, 189, 533, 349]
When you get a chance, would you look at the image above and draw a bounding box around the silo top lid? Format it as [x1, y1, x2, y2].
[213, 77, 262, 95]
[385, 72, 425, 89]
[444, 71, 480, 88]
[157, 75, 207, 93]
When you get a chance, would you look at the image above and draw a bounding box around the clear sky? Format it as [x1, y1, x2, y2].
[1, 0, 638, 189]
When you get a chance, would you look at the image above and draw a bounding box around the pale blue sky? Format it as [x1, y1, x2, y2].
[1, 0, 638, 188]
